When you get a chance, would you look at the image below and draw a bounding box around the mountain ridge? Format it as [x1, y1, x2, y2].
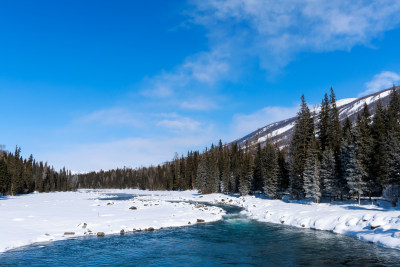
[233, 86, 400, 149]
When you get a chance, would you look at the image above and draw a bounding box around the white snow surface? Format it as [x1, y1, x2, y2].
[0, 189, 225, 253]
[1, 189, 400, 252]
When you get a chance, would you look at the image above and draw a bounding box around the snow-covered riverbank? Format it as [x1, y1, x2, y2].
[0, 190, 224, 252]
[127, 189, 400, 250]
[1, 189, 399, 252]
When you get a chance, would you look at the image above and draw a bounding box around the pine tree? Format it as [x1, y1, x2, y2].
[328, 88, 342, 155]
[239, 153, 253, 196]
[387, 85, 400, 134]
[320, 149, 337, 201]
[356, 107, 376, 199]
[0, 158, 10, 194]
[208, 148, 220, 193]
[263, 143, 279, 198]
[341, 129, 367, 205]
[195, 155, 208, 193]
[221, 151, 231, 193]
[253, 143, 264, 192]
[371, 99, 389, 188]
[318, 93, 330, 151]
[387, 132, 400, 186]
[289, 95, 314, 199]
[277, 149, 290, 192]
[303, 138, 321, 203]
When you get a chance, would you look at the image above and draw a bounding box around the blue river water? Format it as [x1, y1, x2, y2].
[1, 194, 400, 266]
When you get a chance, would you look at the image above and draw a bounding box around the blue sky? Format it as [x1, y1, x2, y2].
[1, 0, 400, 172]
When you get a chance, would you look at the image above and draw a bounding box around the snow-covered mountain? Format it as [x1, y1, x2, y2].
[233, 86, 399, 149]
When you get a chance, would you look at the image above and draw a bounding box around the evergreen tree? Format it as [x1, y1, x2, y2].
[253, 143, 265, 192]
[341, 129, 367, 205]
[195, 155, 208, 193]
[220, 151, 231, 193]
[387, 85, 400, 134]
[371, 99, 389, 188]
[239, 153, 253, 196]
[263, 143, 279, 198]
[318, 93, 330, 151]
[277, 149, 289, 192]
[320, 149, 337, 201]
[0, 158, 10, 194]
[328, 88, 342, 155]
[387, 132, 400, 186]
[289, 95, 314, 199]
[303, 138, 321, 203]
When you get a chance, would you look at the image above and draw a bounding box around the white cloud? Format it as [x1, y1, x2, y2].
[359, 71, 400, 96]
[180, 97, 219, 110]
[140, 49, 230, 98]
[79, 108, 143, 128]
[229, 105, 299, 140]
[189, 0, 400, 71]
[157, 116, 202, 132]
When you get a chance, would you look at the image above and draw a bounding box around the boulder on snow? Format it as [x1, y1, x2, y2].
[188, 221, 191, 225]
[97, 232, 105, 237]
[120, 229, 125, 235]
[64, 232, 75, 235]
[145, 227, 155, 231]
[129, 206, 137, 210]
[197, 219, 205, 223]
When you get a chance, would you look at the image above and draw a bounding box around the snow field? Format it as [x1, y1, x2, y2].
[0, 190, 225, 252]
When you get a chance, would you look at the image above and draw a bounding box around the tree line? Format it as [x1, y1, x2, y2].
[2, 87, 399, 205]
[78, 87, 400, 205]
[0, 146, 78, 195]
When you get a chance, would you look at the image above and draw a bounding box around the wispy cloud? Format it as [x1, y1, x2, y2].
[140, 49, 230, 98]
[180, 97, 219, 111]
[157, 115, 202, 132]
[189, 0, 400, 71]
[359, 71, 400, 96]
[79, 108, 144, 128]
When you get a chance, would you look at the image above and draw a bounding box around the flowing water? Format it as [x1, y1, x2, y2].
[1, 194, 400, 266]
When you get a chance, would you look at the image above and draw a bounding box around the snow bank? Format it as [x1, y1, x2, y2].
[1, 189, 399, 252]
[0, 190, 224, 253]
[137, 191, 400, 250]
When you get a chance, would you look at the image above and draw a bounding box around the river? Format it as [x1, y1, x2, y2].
[1, 194, 400, 266]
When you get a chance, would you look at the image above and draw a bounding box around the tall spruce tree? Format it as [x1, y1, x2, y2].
[341, 128, 367, 205]
[253, 143, 265, 192]
[303, 137, 321, 203]
[263, 143, 279, 198]
[239, 153, 253, 196]
[289, 95, 314, 199]
[195, 155, 208, 193]
[318, 93, 330, 151]
[320, 149, 337, 201]
[328, 88, 342, 155]
[371, 99, 389, 188]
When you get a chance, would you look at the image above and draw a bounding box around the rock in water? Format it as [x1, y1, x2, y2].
[97, 232, 105, 237]
[120, 229, 125, 235]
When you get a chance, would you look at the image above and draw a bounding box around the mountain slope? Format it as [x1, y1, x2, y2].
[233, 86, 399, 149]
